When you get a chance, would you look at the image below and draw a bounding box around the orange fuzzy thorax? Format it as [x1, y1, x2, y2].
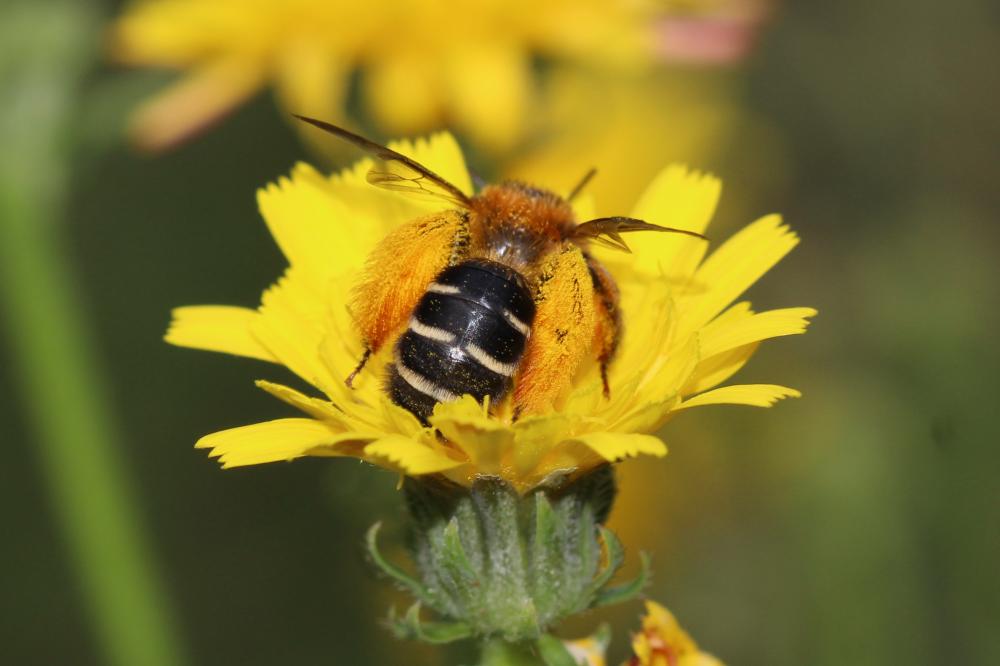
[469, 182, 577, 274]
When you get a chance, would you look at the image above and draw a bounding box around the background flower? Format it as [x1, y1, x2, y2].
[625, 601, 722, 666]
[108, 0, 651, 153]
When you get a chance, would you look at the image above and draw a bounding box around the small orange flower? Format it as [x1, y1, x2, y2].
[626, 601, 723, 666]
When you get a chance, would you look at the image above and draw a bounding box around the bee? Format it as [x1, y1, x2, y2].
[296, 116, 705, 423]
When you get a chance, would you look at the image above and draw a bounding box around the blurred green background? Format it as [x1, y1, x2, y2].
[2, 0, 997, 664]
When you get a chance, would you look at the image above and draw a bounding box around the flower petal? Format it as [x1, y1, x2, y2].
[608, 396, 681, 435]
[313, 133, 473, 241]
[254, 380, 341, 422]
[510, 412, 577, 481]
[125, 59, 263, 151]
[444, 41, 531, 152]
[197, 418, 374, 468]
[363, 52, 442, 136]
[699, 307, 817, 358]
[627, 164, 721, 278]
[274, 38, 349, 125]
[678, 215, 800, 335]
[257, 168, 382, 291]
[431, 397, 513, 476]
[684, 343, 759, 395]
[677, 384, 801, 409]
[567, 432, 668, 462]
[165, 305, 276, 362]
[363, 434, 465, 475]
[249, 268, 339, 394]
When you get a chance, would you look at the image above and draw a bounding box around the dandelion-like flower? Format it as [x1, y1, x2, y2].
[625, 601, 723, 666]
[166, 131, 815, 494]
[108, 0, 649, 152]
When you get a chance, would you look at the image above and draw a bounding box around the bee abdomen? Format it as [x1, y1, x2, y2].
[387, 259, 535, 423]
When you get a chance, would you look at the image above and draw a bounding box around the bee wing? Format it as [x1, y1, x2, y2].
[572, 217, 707, 253]
[294, 115, 472, 208]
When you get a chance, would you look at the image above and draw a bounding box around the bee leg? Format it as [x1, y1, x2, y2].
[585, 253, 621, 399]
[513, 245, 595, 415]
[344, 348, 372, 388]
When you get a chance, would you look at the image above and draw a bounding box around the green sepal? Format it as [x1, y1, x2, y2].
[591, 551, 652, 608]
[440, 517, 478, 582]
[535, 635, 580, 666]
[387, 602, 473, 645]
[585, 526, 625, 600]
[365, 522, 436, 607]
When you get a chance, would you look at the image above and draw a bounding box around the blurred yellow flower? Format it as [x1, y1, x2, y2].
[625, 601, 723, 666]
[166, 132, 815, 492]
[507, 67, 741, 215]
[565, 633, 609, 666]
[108, 0, 650, 152]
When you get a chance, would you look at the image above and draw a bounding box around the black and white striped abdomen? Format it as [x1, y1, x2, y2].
[388, 258, 535, 423]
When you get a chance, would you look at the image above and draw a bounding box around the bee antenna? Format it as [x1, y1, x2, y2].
[566, 167, 598, 202]
[470, 170, 488, 193]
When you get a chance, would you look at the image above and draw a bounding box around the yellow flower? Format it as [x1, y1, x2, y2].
[166, 132, 815, 493]
[625, 601, 723, 666]
[565, 634, 609, 666]
[108, 0, 650, 152]
[507, 67, 742, 215]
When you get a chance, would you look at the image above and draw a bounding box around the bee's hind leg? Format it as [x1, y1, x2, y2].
[345, 348, 372, 388]
[584, 253, 622, 399]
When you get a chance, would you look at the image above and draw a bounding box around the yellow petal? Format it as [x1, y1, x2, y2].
[165, 305, 276, 362]
[318, 132, 473, 238]
[567, 432, 667, 462]
[378, 395, 428, 439]
[627, 164, 721, 278]
[363, 434, 464, 475]
[510, 412, 577, 481]
[249, 267, 341, 396]
[444, 41, 530, 152]
[677, 384, 801, 409]
[699, 307, 817, 358]
[563, 635, 607, 666]
[569, 192, 596, 223]
[637, 334, 701, 405]
[702, 300, 754, 330]
[257, 168, 379, 291]
[197, 418, 372, 468]
[431, 396, 513, 476]
[126, 58, 263, 151]
[684, 343, 759, 395]
[274, 38, 349, 124]
[254, 380, 341, 422]
[678, 215, 799, 335]
[608, 396, 681, 435]
[363, 52, 442, 135]
[610, 281, 676, 389]
[108, 0, 267, 66]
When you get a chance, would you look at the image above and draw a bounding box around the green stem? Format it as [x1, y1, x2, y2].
[0, 3, 185, 665]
